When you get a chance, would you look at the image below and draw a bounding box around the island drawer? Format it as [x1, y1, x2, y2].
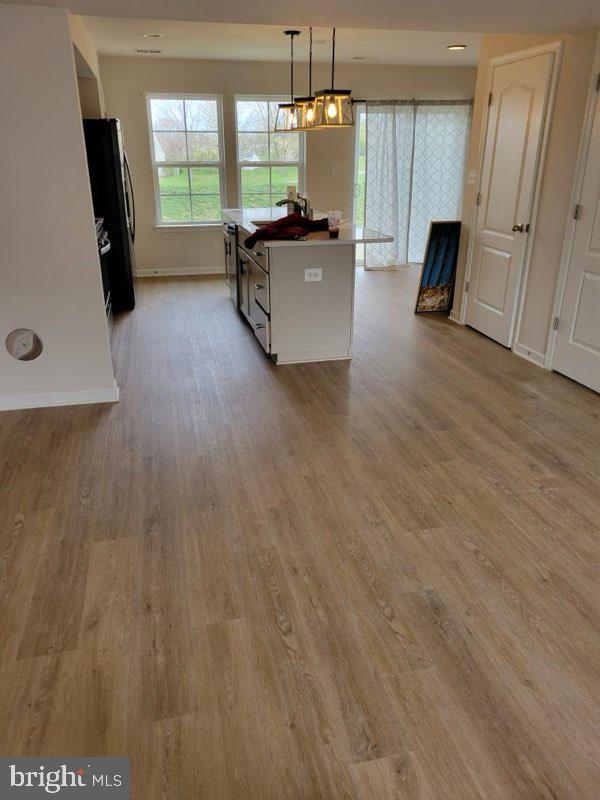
[252, 260, 270, 313]
[240, 238, 269, 272]
[251, 300, 270, 353]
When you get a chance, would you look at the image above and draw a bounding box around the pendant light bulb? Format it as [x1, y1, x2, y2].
[306, 106, 315, 122]
[327, 101, 337, 119]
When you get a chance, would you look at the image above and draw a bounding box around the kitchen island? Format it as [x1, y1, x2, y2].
[223, 207, 392, 365]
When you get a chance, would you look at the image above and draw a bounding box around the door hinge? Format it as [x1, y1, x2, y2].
[476, 192, 482, 206]
[465, 281, 470, 294]
[574, 204, 582, 220]
[553, 316, 560, 331]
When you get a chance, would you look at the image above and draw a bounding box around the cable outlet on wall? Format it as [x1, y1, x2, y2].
[305, 268, 322, 282]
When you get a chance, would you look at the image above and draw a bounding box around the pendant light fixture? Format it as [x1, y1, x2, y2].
[293, 27, 317, 131]
[312, 28, 354, 129]
[274, 30, 300, 133]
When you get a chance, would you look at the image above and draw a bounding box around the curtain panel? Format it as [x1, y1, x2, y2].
[363, 99, 472, 270]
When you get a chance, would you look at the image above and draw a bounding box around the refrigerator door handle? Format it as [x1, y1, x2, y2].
[124, 152, 136, 243]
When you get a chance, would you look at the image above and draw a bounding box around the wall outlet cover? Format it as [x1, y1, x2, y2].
[305, 268, 323, 282]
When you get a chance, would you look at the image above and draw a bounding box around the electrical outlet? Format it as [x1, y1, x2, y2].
[332, 164, 342, 176]
[212, 241, 220, 253]
[305, 268, 322, 282]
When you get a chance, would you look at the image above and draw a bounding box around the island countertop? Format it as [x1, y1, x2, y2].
[222, 207, 393, 248]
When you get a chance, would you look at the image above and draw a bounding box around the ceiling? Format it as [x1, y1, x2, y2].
[3, 0, 600, 33]
[84, 19, 481, 66]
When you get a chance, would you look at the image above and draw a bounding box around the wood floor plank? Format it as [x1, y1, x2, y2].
[0, 269, 599, 798]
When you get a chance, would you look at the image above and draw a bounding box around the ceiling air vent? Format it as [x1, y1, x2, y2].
[134, 48, 163, 55]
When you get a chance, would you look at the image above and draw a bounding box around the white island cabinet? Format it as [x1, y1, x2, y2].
[223, 208, 392, 365]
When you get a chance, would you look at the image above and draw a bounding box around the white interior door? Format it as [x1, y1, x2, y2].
[466, 50, 555, 346]
[553, 87, 600, 393]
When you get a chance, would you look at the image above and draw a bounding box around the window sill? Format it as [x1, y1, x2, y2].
[154, 223, 223, 231]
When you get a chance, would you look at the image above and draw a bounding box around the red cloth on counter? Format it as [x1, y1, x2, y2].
[244, 213, 328, 249]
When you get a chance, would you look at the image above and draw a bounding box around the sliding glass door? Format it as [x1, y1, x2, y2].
[354, 100, 471, 269]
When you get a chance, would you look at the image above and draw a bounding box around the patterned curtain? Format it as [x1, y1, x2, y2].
[364, 100, 472, 270]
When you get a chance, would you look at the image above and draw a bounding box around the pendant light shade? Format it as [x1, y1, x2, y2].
[312, 28, 354, 129]
[275, 30, 300, 132]
[312, 90, 354, 128]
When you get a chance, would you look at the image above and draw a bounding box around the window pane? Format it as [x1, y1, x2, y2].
[185, 99, 217, 131]
[355, 112, 366, 225]
[236, 101, 269, 132]
[242, 193, 272, 208]
[190, 166, 220, 194]
[241, 166, 270, 193]
[187, 132, 220, 161]
[271, 166, 299, 197]
[151, 98, 185, 131]
[268, 102, 281, 132]
[238, 132, 269, 162]
[270, 133, 300, 162]
[160, 195, 192, 223]
[153, 132, 187, 162]
[192, 195, 221, 222]
[158, 167, 189, 195]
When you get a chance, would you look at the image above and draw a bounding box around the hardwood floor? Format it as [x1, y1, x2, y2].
[1, 267, 599, 799]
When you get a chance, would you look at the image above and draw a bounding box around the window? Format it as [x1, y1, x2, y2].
[235, 97, 305, 208]
[147, 94, 225, 225]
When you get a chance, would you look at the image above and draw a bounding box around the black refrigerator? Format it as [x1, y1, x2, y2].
[83, 118, 136, 312]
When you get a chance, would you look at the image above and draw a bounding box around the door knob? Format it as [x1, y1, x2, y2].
[512, 222, 530, 233]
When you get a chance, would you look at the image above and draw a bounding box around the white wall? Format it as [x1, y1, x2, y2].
[0, 4, 117, 411]
[69, 14, 106, 117]
[99, 55, 476, 275]
[454, 29, 598, 363]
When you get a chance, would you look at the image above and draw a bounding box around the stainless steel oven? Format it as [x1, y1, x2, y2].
[223, 223, 239, 308]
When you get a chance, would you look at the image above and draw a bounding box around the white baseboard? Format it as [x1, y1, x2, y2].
[135, 266, 225, 277]
[0, 384, 119, 412]
[449, 309, 464, 325]
[275, 350, 351, 365]
[513, 342, 547, 368]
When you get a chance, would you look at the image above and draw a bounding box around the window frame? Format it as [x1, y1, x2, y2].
[234, 94, 306, 209]
[352, 104, 367, 266]
[146, 92, 226, 227]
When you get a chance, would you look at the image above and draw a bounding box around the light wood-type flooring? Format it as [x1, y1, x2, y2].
[1, 268, 599, 799]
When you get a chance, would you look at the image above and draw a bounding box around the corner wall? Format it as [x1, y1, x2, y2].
[454, 29, 598, 363]
[0, 5, 117, 411]
[98, 56, 475, 276]
[69, 14, 106, 117]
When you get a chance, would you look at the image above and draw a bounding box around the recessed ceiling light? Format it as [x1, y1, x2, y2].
[142, 32, 163, 39]
[447, 44, 467, 51]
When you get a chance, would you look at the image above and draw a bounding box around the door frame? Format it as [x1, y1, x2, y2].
[458, 41, 563, 355]
[547, 33, 600, 371]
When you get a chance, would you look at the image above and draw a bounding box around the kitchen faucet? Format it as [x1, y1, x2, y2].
[276, 194, 313, 218]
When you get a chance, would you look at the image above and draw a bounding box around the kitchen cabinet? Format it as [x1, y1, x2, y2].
[238, 248, 271, 353]
[224, 207, 392, 364]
